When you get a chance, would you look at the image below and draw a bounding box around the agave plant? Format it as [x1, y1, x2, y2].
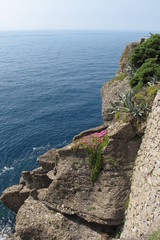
[111, 91, 150, 119]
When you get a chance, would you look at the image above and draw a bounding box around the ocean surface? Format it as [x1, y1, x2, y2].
[0, 30, 149, 238]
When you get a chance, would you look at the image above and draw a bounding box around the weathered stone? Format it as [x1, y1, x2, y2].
[16, 197, 113, 240]
[20, 167, 52, 190]
[40, 120, 141, 226]
[73, 125, 108, 141]
[1, 167, 52, 213]
[37, 149, 57, 171]
[101, 76, 131, 124]
[0, 184, 24, 213]
[58, 143, 87, 159]
[101, 41, 139, 125]
[116, 41, 139, 76]
[121, 91, 160, 239]
[19, 186, 30, 201]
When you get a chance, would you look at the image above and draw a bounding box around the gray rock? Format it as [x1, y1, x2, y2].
[37, 149, 57, 171]
[116, 41, 139, 76]
[0, 184, 24, 213]
[20, 167, 52, 190]
[1, 167, 52, 212]
[15, 197, 112, 240]
[101, 76, 131, 124]
[40, 121, 141, 226]
[101, 41, 139, 125]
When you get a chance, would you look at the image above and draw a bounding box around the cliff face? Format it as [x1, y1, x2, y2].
[120, 90, 160, 239]
[1, 39, 159, 240]
[101, 41, 138, 124]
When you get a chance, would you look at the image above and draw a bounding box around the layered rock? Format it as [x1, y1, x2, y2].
[1, 167, 52, 213]
[16, 198, 112, 240]
[40, 121, 141, 227]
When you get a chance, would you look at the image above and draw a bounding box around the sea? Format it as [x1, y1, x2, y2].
[0, 30, 149, 238]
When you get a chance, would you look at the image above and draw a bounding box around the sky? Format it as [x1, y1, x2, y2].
[0, 0, 160, 31]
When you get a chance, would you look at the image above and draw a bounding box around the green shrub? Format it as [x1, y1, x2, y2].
[129, 34, 160, 69]
[129, 58, 160, 90]
[135, 92, 145, 101]
[147, 230, 160, 240]
[124, 198, 130, 211]
[146, 85, 158, 97]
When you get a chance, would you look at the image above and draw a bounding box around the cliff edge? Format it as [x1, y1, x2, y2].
[1, 36, 160, 240]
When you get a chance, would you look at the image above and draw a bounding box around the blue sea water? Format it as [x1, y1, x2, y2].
[0, 30, 149, 238]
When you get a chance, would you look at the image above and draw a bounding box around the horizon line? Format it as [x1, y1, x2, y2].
[0, 28, 159, 33]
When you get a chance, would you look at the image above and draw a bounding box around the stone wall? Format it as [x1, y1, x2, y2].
[121, 90, 160, 239]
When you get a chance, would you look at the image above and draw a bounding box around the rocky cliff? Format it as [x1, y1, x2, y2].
[120, 90, 160, 240]
[1, 39, 159, 240]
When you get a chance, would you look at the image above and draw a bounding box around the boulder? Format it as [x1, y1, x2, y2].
[37, 149, 57, 171]
[0, 184, 24, 213]
[16, 197, 113, 240]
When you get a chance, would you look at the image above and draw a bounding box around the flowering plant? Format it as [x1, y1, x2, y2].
[73, 129, 109, 185]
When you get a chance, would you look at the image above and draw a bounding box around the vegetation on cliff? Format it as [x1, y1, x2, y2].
[111, 34, 160, 122]
[129, 34, 160, 91]
[147, 230, 160, 240]
[72, 130, 109, 185]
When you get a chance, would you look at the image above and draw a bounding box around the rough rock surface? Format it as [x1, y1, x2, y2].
[0, 184, 24, 213]
[101, 41, 139, 124]
[101, 76, 131, 123]
[73, 124, 108, 141]
[120, 90, 160, 239]
[39, 121, 141, 227]
[116, 41, 139, 76]
[37, 149, 57, 171]
[0, 167, 52, 213]
[15, 197, 113, 240]
[0, 120, 142, 239]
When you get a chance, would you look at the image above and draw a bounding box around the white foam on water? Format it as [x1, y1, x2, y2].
[32, 144, 50, 152]
[0, 166, 14, 176]
[0, 226, 12, 240]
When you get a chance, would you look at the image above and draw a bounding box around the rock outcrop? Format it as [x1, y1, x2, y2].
[1, 119, 142, 240]
[1, 119, 143, 239]
[101, 76, 131, 123]
[116, 42, 138, 76]
[1, 39, 159, 240]
[16, 197, 112, 240]
[101, 41, 139, 124]
[40, 121, 141, 227]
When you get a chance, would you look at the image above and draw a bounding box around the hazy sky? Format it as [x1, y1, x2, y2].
[0, 0, 160, 31]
